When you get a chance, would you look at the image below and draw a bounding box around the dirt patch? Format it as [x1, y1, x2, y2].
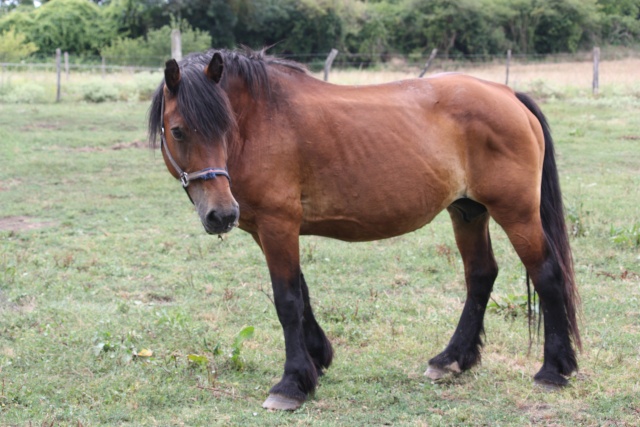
[19, 122, 62, 132]
[621, 135, 640, 140]
[146, 292, 175, 303]
[74, 140, 148, 152]
[111, 140, 148, 150]
[0, 216, 57, 232]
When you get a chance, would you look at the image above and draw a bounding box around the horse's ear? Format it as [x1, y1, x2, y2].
[205, 52, 224, 84]
[164, 59, 180, 93]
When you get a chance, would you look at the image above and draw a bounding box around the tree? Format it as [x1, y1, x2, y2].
[228, 0, 344, 56]
[388, 0, 507, 57]
[0, 5, 35, 35]
[103, 0, 166, 39]
[534, 0, 599, 53]
[174, 0, 237, 47]
[597, 0, 640, 45]
[0, 0, 118, 56]
[28, 0, 116, 55]
[494, 0, 546, 54]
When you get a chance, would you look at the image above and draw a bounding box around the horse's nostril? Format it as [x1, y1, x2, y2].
[220, 213, 237, 229]
[206, 210, 237, 230]
[206, 210, 220, 226]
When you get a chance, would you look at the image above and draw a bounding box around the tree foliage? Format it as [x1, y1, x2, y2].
[0, 27, 37, 61]
[1, 0, 638, 63]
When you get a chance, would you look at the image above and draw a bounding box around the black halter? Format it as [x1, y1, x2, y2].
[159, 94, 231, 192]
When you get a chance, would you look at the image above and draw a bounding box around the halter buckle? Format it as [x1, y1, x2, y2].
[180, 172, 189, 188]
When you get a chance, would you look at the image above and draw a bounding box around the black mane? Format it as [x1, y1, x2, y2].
[148, 48, 306, 148]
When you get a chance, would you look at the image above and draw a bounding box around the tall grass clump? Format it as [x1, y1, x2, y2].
[0, 82, 47, 103]
[80, 81, 119, 103]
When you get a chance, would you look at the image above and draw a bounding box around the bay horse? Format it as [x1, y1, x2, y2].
[148, 49, 580, 411]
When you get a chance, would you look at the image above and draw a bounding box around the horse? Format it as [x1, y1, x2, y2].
[148, 48, 580, 411]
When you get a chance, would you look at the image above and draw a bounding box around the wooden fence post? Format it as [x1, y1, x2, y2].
[55, 48, 61, 103]
[505, 49, 511, 85]
[592, 46, 600, 96]
[324, 48, 338, 82]
[419, 48, 438, 78]
[101, 56, 106, 79]
[171, 29, 182, 61]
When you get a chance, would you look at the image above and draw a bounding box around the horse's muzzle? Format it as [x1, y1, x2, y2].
[202, 206, 239, 235]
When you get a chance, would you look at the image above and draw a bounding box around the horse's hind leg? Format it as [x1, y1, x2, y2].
[426, 199, 498, 379]
[490, 205, 578, 386]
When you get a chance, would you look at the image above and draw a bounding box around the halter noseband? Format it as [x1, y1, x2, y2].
[159, 94, 231, 189]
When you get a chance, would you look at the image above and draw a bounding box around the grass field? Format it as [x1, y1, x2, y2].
[0, 64, 639, 426]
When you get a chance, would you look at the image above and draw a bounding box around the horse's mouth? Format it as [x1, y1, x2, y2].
[203, 220, 238, 235]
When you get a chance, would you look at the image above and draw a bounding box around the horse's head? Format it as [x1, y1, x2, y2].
[155, 53, 239, 235]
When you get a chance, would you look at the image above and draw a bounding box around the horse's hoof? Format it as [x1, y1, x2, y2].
[262, 393, 304, 411]
[534, 368, 569, 391]
[424, 361, 461, 380]
[533, 378, 566, 393]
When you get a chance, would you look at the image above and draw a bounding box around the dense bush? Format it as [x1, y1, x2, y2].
[101, 20, 211, 66]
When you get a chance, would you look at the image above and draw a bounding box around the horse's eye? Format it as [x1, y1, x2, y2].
[171, 127, 185, 141]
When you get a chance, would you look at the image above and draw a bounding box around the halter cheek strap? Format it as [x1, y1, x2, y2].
[160, 134, 231, 188]
[160, 95, 231, 190]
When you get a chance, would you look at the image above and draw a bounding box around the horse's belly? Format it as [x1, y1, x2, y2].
[299, 189, 453, 242]
[300, 214, 438, 242]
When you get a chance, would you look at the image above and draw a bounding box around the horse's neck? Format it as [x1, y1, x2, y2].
[223, 67, 309, 166]
[223, 75, 258, 165]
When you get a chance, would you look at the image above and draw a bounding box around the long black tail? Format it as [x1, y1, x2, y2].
[516, 92, 582, 351]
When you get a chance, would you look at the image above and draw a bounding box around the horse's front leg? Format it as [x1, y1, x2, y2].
[258, 224, 318, 411]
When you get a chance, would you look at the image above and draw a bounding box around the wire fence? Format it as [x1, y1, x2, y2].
[3, 47, 639, 72]
[1, 47, 638, 103]
[0, 61, 157, 73]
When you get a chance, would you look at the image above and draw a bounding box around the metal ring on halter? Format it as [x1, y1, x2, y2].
[180, 172, 189, 188]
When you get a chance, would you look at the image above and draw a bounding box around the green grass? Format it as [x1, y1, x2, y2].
[0, 93, 639, 426]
